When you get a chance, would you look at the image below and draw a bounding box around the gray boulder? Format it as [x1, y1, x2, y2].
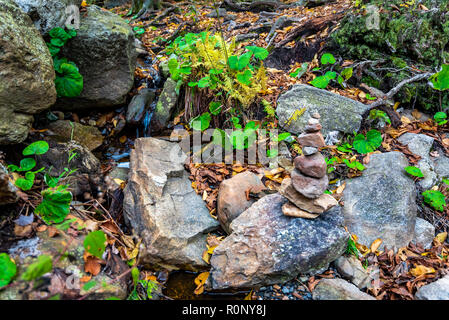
[398, 133, 437, 189]
[126, 88, 156, 125]
[60, 5, 136, 109]
[276, 84, 369, 137]
[412, 218, 435, 249]
[312, 278, 376, 300]
[123, 138, 219, 271]
[342, 152, 417, 251]
[415, 275, 449, 300]
[0, 0, 56, 144]
[208, 194, 348, 289]
[14, 0, 82, 35]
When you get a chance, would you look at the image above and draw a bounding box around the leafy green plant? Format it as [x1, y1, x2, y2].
[84, 230, 107, 259]
[369, 110, 391, 125]
[343, 159, 365, 171]
[422, 190, 446, 212]
[353, 130, 382, 154]
[308, 52, 354, 89]
[21, 255, 53, 281]
[434, 112, 448, 125]
[290, 62, 308, 79]
[430, 64, 449, 91]
[346, 237, 359, 257]
[35, 186, 73, 224]
[0, 253, 17, 288]
[46, 27, 83, 97]
[405, 166, 424, 178]
[128, 268, 158, 300]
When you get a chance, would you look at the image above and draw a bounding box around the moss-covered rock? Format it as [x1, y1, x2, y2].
[330, 0, 449, 112]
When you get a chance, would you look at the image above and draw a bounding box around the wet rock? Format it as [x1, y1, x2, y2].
[37, 141, 100, 177]
[342, 152, 417, 251]
[398, 133, 436, 189]
[0, 163, 19, 205]
[294, 153, 326, 178]
[14, 0, 82, 35]
[291, 169, 329, 199]
[123, 138, 219, 271]
[208, 194, 348, 289]
[334, 255, 374, 289]
[60, 5, 136, 109]
[0, 0, 56, 144]
[415, 275, 449, 300]
[279, 178, 337, 214]
[312, 278, 376, 300]
[47, 120, 104, 151]
[217, 171, 266, 234]
[151, 78, 179, 133]
[413, 218, 435, 249]
[297, 132, 326, 148]
[276, 84, 369, 137]
[126, 88, 156, 125]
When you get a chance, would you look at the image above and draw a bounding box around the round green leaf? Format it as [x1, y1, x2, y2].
[23, 140, 49, 156]
[55, 63, 83, 98]
[405, 166, 424, 178]
[19, 158, 36, 172]
[35, 188, 72, 224]
[0, 253, 17, 288]
[15, 178, 33, 191]
[321, 53, 336, 65]
[191, 112, 211, 131]
[353, 130, 382, 154]
[84, 230, 107, 259]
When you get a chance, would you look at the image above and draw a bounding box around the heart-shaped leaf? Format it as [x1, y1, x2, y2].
[0, 253, 16, 288]
[23, 140, 49, 156]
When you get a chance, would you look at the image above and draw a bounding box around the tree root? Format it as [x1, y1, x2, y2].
[222, 0, 290, 13]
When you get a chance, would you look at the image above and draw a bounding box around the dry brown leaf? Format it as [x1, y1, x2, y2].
[370, 238, 383, 254]
[410, 265, 435, 277]
[84, 256, 102, 276]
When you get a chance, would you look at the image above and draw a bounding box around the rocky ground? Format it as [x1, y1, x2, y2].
[1, 0, 449, 301]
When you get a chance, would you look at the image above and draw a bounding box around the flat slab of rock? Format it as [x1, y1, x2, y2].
[47, 120, 104, 151]
[217, 171, 266, 234]
[312, 278, 376, 300]
[291, 169, 329, 199]
[279, 178, 337, 214]
[123, 138, 219, 271]
[342, 152, 417, 251]
[415, 275, 449, 300]
[276, 84, 369, 136]
[0, 0, 56, 144]
[208, 194, 348, 289]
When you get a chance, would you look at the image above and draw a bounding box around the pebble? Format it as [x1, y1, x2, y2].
[303, 146, 318, 156]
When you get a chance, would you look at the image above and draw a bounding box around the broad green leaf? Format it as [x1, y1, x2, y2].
[236, 70, 252, 85]
[423, 190, 446, 212]
[341, 67, 353, 80]
[55, 63, 83, 98]
[0, 253, 16, 288]
[191, 112, 211, 131]
[15, 178, 33, 191]
[237, 52, 252, 70]
[84, 230, 107, 259]
[273, 132, 291, 142]
[49, 27, 70, 42]
[405, 166, 424, 178]
[430, 64, 449, 91]
[168, 58, 179, 76]
[353, 129, 382, 154]
[18, 158, 36, 172]
[434, 112, 447, 124]
[23, 140, 49, 156]
[321, 53, 336, 65]
[245, 46, 269, 60]
[21, 255, 52, 281]
[209, 102, 222, 115]
[50, 38, 65, 47]
[198, 76, 210, 88]
[35, 187, 72, 224]
[309, 71, 336, 89]
[83, 280, 97, 291]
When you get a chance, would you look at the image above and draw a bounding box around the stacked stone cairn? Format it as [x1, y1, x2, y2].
[279, 113, 338, 219]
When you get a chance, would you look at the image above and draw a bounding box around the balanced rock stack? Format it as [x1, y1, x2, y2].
[279, 113, 338, 219]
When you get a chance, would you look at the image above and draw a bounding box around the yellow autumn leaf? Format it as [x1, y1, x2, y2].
[435, 232, 448, 244]
[370, 238, 383, 253]
[244, 290, 253, 300]
[410, 265, 435, 277]
[194, 272, 210, 295]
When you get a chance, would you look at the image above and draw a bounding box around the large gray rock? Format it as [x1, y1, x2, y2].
[398, 133, 437, 189]
[0, 0, 56, 144]
[312, 278, 376, 300]
[60, 5, 136, 109]
[413, 218, 435, 249]
[415, 275, 449, 300]
[276, 84, 369, 136]
[14, 0, 82, 35]
[208, 194, 348, 290]
[342, 152, 417, 251]
[123, 138, 219, 271]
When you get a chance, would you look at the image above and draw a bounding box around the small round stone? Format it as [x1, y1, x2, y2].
[308, 118, 320, 125]
[311, 112, 321, 119]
